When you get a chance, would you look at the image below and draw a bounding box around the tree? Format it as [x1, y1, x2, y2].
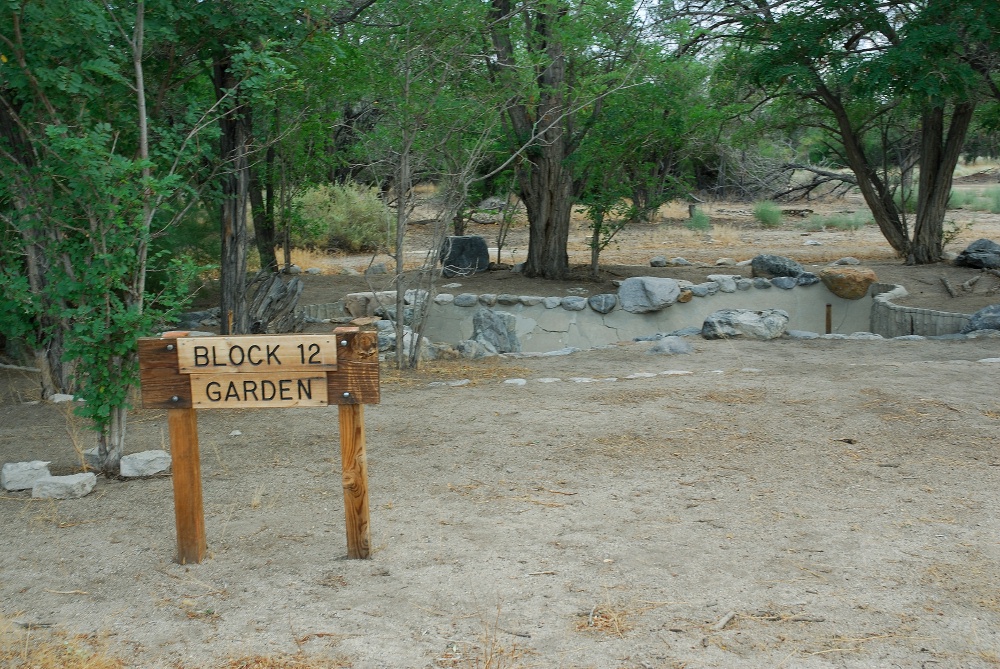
[488, 0, 653, 279]
[0, 1, 200, 473]
[688, 0, 996, 263]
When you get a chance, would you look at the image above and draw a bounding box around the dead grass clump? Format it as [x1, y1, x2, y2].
[698, 389, 765, 404]
[379, 360, 533, 388]
[0, 618, 124, 669]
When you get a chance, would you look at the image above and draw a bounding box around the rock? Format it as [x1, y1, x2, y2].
[2, 461, 51, 491]
[561, 296, 587, 311]
[434, 293, 455, 305]
[304, 267, 322, 275]
[519, 296, 543, 307]
[955, 238, 1000, 269]
[677, 289, 694, 303]
[771, 276, 798, 290]
[542, 296, 562, 309]
[752, 277, 772, 289]
[618, 277, 681, 313]
[818, 266, 878, 300]
[702, 309, 790, 340]
[453, 293, 478, 307]
[478, 293, 498, 307]
[441, 235, 490, 277]
[497, 293, 520, 305]
[650, 256, 667, 267]
[120, 450, 172, 477]
[961, 304, 1000, 333]
[671, 257, 693, 266]
[511, 262, 525, 273]
[804, 239, 822, 246]
[796, 272, 820, 286]
[588, 294, 618, 314]
[647, 336, 693, 355]
[344, 291, 397, 317]
[404, 289, 429, 306]
[715, 257, 737, 266]
[49, 393, 77, 403]
[455, 339, 497, 359]
[786, 330, 820, 339]
[285, 264, 302, 275]
[472, 310, 521, 353]
[706, 274, 738, 293]
[832, 257, 861, 266]
[736, 278, 753, 291]
[751, 254, 804, 278]
[32, 473, 97, 499]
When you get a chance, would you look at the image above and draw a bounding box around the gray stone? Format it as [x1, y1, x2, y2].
[511, 262, 525, 273]
[454, 293, 478, 307]
[285, 264, 303, 275]
[797, 272, 820, 286]
[32, 473, 97, 499]
[647, 336, 693, 355]
[497, 294, 520, 305]
[771, 277, 798, 290]
[434, 293, 455, 305]
[671, 257, 693, 266]
[715, 257, 737, 266]
[650, 256, 668, 267]
[519, 296, 543, 307]
[736, 278, 753, 291]
[689, 284, 710, 298]
[2, 461, 51, 491]
[588, 294, 618, 314]
[961, 304, 1000, 333]
[618, 277, 681, 313]
[305, 267, 322, 275]
[120, 450, 172, 478]
[472, 310, 521, 353]
[441, 235, 491, 277]
[702, 309, 790, 340]
[478, 294, 498, 307]
[845, 332, 883, 340]
[833, 257, 861, 266]
[955, 238, 1000, 269]
[752, 277, 772, 289]
[404, 289, 429, 305]
[456, 339, 498, 359]
[362, 263, 385, 275]
[786, 330, 820, 339]
[542, 296, 562, 309]
[561, 296, 588, 311]
[707, 274, 738, 293]
[751, 254, 804, 278]
[49, 393, 76, 403]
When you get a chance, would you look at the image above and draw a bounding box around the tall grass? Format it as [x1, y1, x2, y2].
[948, 186, 1000, 213]
[800, 211, 870, 232]
[685, 208, 711, 231]
[752, 201, 782, 228]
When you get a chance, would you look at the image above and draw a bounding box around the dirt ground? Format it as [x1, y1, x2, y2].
[3, 187, 1000, 668]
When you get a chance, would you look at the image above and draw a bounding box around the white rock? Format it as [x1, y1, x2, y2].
[503, 379, 527, 386]
[229, 430, 242, 437]
[2, 461, 51, 491]
[49, 393, 76, 403]
[120, 450, 172, 477]
[32, 473, 97, 499]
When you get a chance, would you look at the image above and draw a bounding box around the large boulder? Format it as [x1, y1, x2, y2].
[961, 304, 1000, 334]
[702, 309, 790, 340]
[818, 266, 878, 300]
[618, 277, 682, 313]
[472, 309, 521, 353]
[441, 235, 490, 277]
[751, 254, 804, 278]
[1, 461, 51, 491]
[32, 473, 97, 499]
[955, 239, 1000, 269]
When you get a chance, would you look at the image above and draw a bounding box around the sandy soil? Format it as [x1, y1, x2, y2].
[2, 189, 1000, 668]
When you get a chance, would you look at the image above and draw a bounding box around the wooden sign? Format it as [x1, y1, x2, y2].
[138, 328, 379, 564]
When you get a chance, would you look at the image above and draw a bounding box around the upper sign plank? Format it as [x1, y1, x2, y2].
[176, 335, 339, 374]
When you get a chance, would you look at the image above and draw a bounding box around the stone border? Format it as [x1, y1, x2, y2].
[870, 282, 971, 337]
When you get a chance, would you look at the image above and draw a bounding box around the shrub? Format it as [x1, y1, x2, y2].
[752, 201, 782, 228]
[685, 209, 711, 232]
[801, 212, 870, 232]
[294, 183, 392, 253]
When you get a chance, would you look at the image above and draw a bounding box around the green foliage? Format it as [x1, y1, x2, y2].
[293, 183, 392, 253]
[685, 209, 711, 232]
[752, 201, 782, 228]
[950, 186, 1000, 213]
[800, 212, 870, 232]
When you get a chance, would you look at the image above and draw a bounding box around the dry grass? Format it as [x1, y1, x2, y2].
[218, 655, 352, 669]
[0, 617, 124, 669]
[378, 359, 533, 388]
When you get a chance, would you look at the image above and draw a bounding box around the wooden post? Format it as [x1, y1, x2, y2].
[339, 404, 371, 559]
[825, 303, 832, 335]
[168, 407, 206, 564]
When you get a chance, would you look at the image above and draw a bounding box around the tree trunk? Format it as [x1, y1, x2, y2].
[911, 102, 975, 264]
[250, 143, 278, 272]
[519, 146, 573, 279]
[214, 58, 252, 335]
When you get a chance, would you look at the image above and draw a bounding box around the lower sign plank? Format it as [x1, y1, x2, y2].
[190, 372, 329, 408]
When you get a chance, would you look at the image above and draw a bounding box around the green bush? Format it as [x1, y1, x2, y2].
[752, 201, 782, 228]
[294, 183, 392, 253]
[685, 209, 711, 232]
[801, 212, 870, 231]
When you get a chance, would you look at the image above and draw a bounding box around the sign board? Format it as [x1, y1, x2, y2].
[137, 328, 379, 564]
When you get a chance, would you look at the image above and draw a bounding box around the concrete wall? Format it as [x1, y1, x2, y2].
[421, 283, 874, 352]
[870, 283, 971, 337]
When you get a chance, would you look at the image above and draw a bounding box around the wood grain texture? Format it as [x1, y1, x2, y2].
[138, 338, 191, 408]
[168, 408, 206, 564]
[339, 404, 371, 559]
